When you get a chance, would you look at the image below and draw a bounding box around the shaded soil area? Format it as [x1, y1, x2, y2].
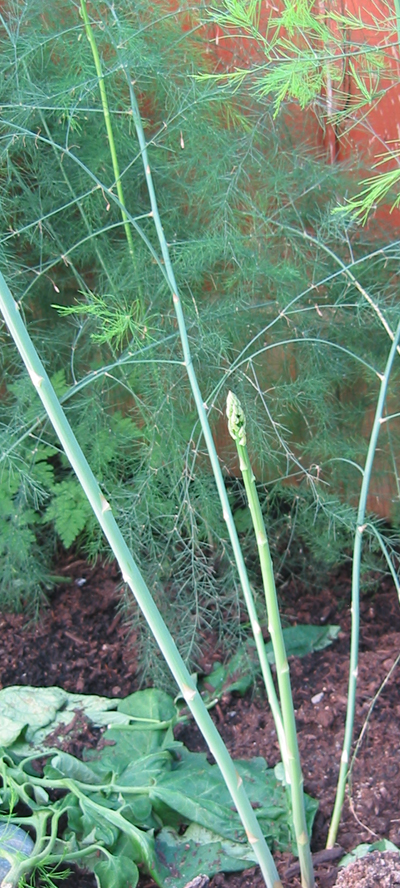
[1, 555, 400, 887]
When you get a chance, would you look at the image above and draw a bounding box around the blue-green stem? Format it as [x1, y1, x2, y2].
[122, 66, 286, 765]
[80, 0, 139, 291]
[0, 270, 282, 888]
[326, 316, 400, 848]
[226, 391, 314, 888]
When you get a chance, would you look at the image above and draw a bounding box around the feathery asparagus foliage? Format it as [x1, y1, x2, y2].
[0, 0, 399, 687]
[204, 0, 400, 850]
[202, 0, 400, 220]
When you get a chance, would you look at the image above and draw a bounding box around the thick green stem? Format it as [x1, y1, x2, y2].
[326, 317, 400, 848]
[80, 0, 139, 284]
[123, 70, 286, 760]
[0, 271, 282, 888]
[227, 392, 314, 888]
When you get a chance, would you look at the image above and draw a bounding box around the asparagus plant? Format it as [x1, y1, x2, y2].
[80, 0, 288, 770]
[0, 268, 282, 888]
[226, 391, 315, 888]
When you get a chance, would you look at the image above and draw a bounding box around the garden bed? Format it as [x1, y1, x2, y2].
[1, 557, 399, 887]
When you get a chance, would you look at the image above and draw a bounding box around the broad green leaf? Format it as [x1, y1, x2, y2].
[151, 751, 284, 842]
[93, 854, 139, 888]
[77, 795, 159, 875]
[87, 728, 167, 775]
[117, 751, 172, 787]
[264, 624, 341, 662]
[155, 824, 256, 888]
[0, 715, 23, 747]
[117, 689, 177, 724]
[152, 752, 317, 852]
[84, 690, 178, 767]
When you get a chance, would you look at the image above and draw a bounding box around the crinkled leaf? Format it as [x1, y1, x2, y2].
[0, 686, 68, 746]
[155, 824, 256, 888]
[84, 690, 179, 775]
[1, 686, 118, 754]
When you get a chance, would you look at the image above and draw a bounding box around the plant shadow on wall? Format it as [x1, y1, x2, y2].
[0, 0, 399, 685]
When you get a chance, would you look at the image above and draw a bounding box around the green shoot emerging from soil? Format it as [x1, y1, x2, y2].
[227, 390, 314, 888]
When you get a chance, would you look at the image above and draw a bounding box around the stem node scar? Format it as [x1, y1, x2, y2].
[254, 621, 262, 635]
[236, 770, 243, 788]
[28, 368, 44, 388]
[182, 684, 196, 702]
[341, 750, 348, 764]
[173, 293, 179, 303]
[100, 495, 111, 513]
[245, 830, 258, 845]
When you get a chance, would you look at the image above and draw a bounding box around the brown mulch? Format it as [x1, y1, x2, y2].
[1, 555, 400, 887]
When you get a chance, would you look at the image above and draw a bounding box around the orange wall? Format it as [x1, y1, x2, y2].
[199, 0, 400, 231]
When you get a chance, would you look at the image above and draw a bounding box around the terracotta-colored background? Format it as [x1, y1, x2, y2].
[195, 0, 400, 518]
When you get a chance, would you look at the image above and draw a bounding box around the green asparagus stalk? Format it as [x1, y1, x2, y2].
[227, 391, 314, 888]
[121, 66, 287, 763]
[326, 316, 400, 848]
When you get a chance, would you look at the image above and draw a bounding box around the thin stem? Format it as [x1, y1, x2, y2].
[0, 270, 282, 888]
[122, 64, 286, 766]
[394, 0, 400, 49]
[227, 391, 314, 888]
[326, 316, 400, 848]
[79, 0, 139, 288]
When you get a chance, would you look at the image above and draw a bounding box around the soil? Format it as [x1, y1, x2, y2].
[1, 554, 400, 888]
